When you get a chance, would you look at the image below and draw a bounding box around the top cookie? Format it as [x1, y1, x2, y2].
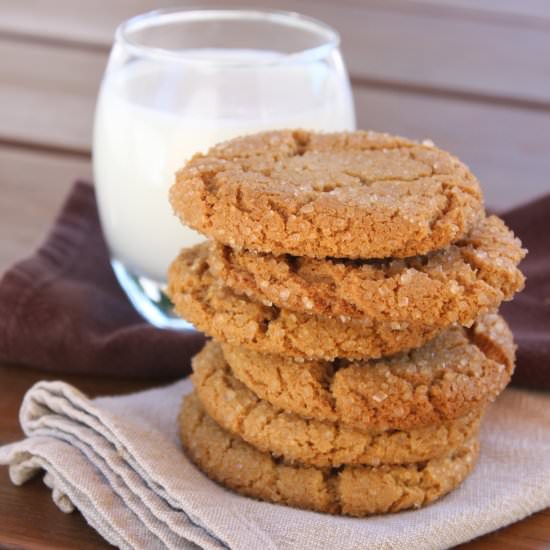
[171, 130, 484, 259]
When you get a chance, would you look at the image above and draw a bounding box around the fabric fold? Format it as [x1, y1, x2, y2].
[1, 379, 549, 550]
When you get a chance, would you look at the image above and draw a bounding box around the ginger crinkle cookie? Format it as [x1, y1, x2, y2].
[191, 340, 483, 468]
[179, 393, 479, 517]
[210, 215, 525, 326]
[167, 242, 442, 360]
[169, 128, 525, 517]
[221, 313, 514, 431]
[170, 130, 484, 259]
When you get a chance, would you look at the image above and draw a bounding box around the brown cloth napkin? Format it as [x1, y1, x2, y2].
[0, 181, 204, 378]
[0, 181, 548, 386]
[499, 196, 550, 389]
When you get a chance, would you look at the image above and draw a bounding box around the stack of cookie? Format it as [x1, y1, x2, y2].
[167, 130, 525, 517]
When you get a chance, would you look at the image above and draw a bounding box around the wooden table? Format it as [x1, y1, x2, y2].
[1, 1, 549, 548]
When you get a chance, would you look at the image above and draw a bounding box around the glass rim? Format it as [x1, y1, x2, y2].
[115, 7, 341, 66]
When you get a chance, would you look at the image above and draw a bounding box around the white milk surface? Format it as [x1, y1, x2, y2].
[93, 49, 355, 283]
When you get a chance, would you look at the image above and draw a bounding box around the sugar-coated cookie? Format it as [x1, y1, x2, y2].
[171, 130, 484, 259]
[192, 341, 483, 467]
[180, 393, 479, 517]
[222, 314, 514, 431]
[167, 243, 442, 360]
[210, 216, 525, 326]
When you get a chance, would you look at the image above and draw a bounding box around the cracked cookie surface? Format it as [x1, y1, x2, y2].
[210, 216, 525, 326]
[167, 243, 442, 360]
[192, 341, 483, 467]
[170, 130, 484, 259]
[222, 313, 515, 431]
[179, 392, 479, 516]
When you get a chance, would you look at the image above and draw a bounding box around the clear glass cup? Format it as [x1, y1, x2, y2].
[93, 8, 356, 329]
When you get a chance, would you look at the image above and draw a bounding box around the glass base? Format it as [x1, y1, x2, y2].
[111, 258, 193, 330]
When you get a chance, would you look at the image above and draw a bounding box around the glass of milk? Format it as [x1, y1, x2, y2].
[93, 8, 356, 329]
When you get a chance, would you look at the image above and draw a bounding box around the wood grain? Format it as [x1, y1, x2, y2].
[0, 145, 91, 271]
[0, 37, 548, 210]
[1, 0, 550, 104]
[0, 38, 103, 153]
[353, 87, 550, 210]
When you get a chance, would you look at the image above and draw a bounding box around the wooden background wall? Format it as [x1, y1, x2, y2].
[1, 0, 549, 269]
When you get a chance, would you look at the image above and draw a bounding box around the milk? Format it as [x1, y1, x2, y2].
[93, 49, 355, 283]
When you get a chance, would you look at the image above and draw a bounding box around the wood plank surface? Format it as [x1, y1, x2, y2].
[353, 88, 550, 210]
[0, 145, 91, 270]
[0, 1, 549, 548]
[0, 468, 113, 550]
[0, 38, 103, 153]
[1, 0, 550, 104]
[1, 35, 548, 209]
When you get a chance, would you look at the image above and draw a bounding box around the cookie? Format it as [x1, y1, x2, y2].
[222, 313, 515, 431]
[170, 130, 483, 259]
[192, 341, 483, 467]
[180, 393, 479, 517]
[167, 243, 441, 360]
[210, 215, 525, 326]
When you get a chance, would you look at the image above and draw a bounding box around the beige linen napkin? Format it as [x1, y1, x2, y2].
[0, 380, 549, 550]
